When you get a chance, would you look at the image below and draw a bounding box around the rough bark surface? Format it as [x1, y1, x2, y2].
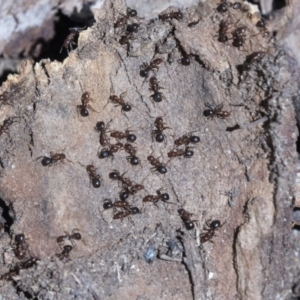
[0, 0, 298, 299]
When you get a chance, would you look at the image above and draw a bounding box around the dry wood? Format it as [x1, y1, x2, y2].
[0, 0, 297, 299]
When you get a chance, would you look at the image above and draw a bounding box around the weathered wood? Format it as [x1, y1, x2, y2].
[0, 0, 297, 299]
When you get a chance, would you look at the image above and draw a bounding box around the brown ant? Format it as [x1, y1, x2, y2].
[124, 143, 140, 166]
[203, 103, 231, 119]
[55, 245, 73, 261]
[256, 19, 269, 37]
[188, 19, 199, 27]
[18, 256, 39, 269]
[60, 27, 85, 54]
[159, 10, 183, 21]
[216, 1, 243, 13]
[98, 143, 123, 159]
[140, 58, 164, 78]
[77, 91, 97, 117]
[178, 208, 197, 230]
[200, 219, 225, 243]
[239, 4, 252, 19]
[167, 147, 194, 158]
[174, 133, 200, 147]
[119, 34, 131, 50]
[152, 117, 170, 143]
[119, 24, 139, 53]
[13, 233, 29, 260]
[114, 8, 138, 29]
[143, 189, 170, 206]
[103, 198, 130, 210]
[180, 56, 191, 66]
[36, 152, 71, 166]
[57, 229, 81, 247]
[108, 93, 132, 115]
[231, 2, 242, 10]
[86, 165, 101, 188]
[1, 256, 39, 280]
[147, 155, 167, 174]
[0, 92, 13, 107]
[0, 92, 8, 103]
[95, 121, 111, 147]
[113, 206, 140, 222]
[110, 129, 136, 143]
[242, 51, 266, 71]
[232, 26, 247, 48]
[0, 117, 15, 137]
[216, 0, 230, 13]
[109, 170, 134, 187]
[128, 184, 144, 195]
[217, 19, 231, 43]
[149, 76, 166, 103]
[120, 184, 144, 197]
[127, 23, 139, 33]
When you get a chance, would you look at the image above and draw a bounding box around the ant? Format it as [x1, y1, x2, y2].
[0, 92, 13, 107]
[167, 147, 194, 158]
[231, 2, 242, 9]
[0, 117, 15, 137]
[57, 229, 81, 247]
[143, 189, 170, 206]
[180, 56, 191, 66]
[124, 143, 140, 166]
[256, 19, 269, 37]
[103, 198, 130, 210]
[17, 256, 39, 270]
[113, 206, 140, 222]
[36, 152, 71, 166]
[108, 93, 132, 115]
[77, 91, 97, 117]
[128, 183, 144, 194]
[159, 10, 183, 21]
[127, 23, 139, 33]
[242, 51, 266, 71]
[203, 103, 231, 119]
[232, 26, 247, 48]
[114, 8, 138, 29]
[174, 133, 200, 147]
[149, 76, 165, 103]
[55, 245, 73, 261]
[60, 27, 85, 54]
[119, 33, 135, 55]
[95, 121, 111, 147]
[110, 129, 136, 143]
[216, 0, 243, 13]
[217, 19, 231, 43]
[216, 0, 230, 13]
[188, 19, 199, 27]
[178, 209, 197, 230]
[152, 117, 170, 143]
[119, 189, 130, 201]
[200, 219, 225, 243]
[0, 92, 8, 103]
[86, 165, 101, 188]
[121, 184, 144, 197]
[109, 170, 134, 187]
[239, 4, 252, 19]
[13, 233, 29, 260]
[140, 58, 164, 78]
[147, 155, 167, 174]
[1, 257, 39, 280]
[98, 143, 123, 159]
[119, 34, 131, 47]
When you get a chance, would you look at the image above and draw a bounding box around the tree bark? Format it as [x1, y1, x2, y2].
[0, 0, 298, 299]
